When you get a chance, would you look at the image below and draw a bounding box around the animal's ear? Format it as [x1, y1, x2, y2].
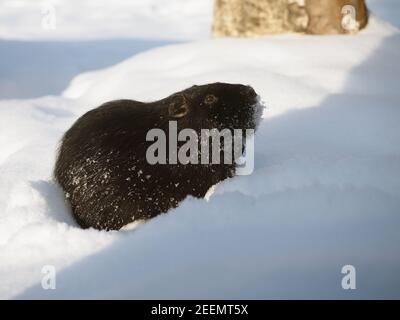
[168, 94, 189, 119]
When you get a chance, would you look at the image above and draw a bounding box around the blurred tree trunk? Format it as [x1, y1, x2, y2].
[212, 0, 368, 37]
[212, 0, 308, 37]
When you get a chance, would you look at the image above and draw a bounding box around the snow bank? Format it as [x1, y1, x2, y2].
[63, 17, 397, 119]
[0, 0, 208, 99]
[0, 6, 400, 298]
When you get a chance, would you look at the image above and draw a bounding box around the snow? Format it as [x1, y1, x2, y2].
[0, 39, 173, 99]
[0, 0, 400, 299]
[0, 0, 213, 41]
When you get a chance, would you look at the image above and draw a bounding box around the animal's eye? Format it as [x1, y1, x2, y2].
[168, 95, 189, 119]
[204, 94, 218, 105]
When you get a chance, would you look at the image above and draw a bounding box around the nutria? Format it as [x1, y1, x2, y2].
[54, 83, 264, 230]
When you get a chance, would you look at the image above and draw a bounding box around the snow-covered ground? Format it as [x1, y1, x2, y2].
[0, 0, 400, 299]
[0, 0, 213, 41]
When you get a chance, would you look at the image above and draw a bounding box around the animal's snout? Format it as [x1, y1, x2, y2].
[240, 85, 257, 99]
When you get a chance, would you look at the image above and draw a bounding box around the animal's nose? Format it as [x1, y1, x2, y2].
[240, 85, 257, 98]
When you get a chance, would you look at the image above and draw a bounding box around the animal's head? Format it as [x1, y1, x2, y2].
[164, 82, 264, 132]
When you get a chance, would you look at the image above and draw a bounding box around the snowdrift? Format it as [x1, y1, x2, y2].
[0, 14, 400, 298]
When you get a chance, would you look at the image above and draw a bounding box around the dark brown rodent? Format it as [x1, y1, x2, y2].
[54, 82, 263, 230]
